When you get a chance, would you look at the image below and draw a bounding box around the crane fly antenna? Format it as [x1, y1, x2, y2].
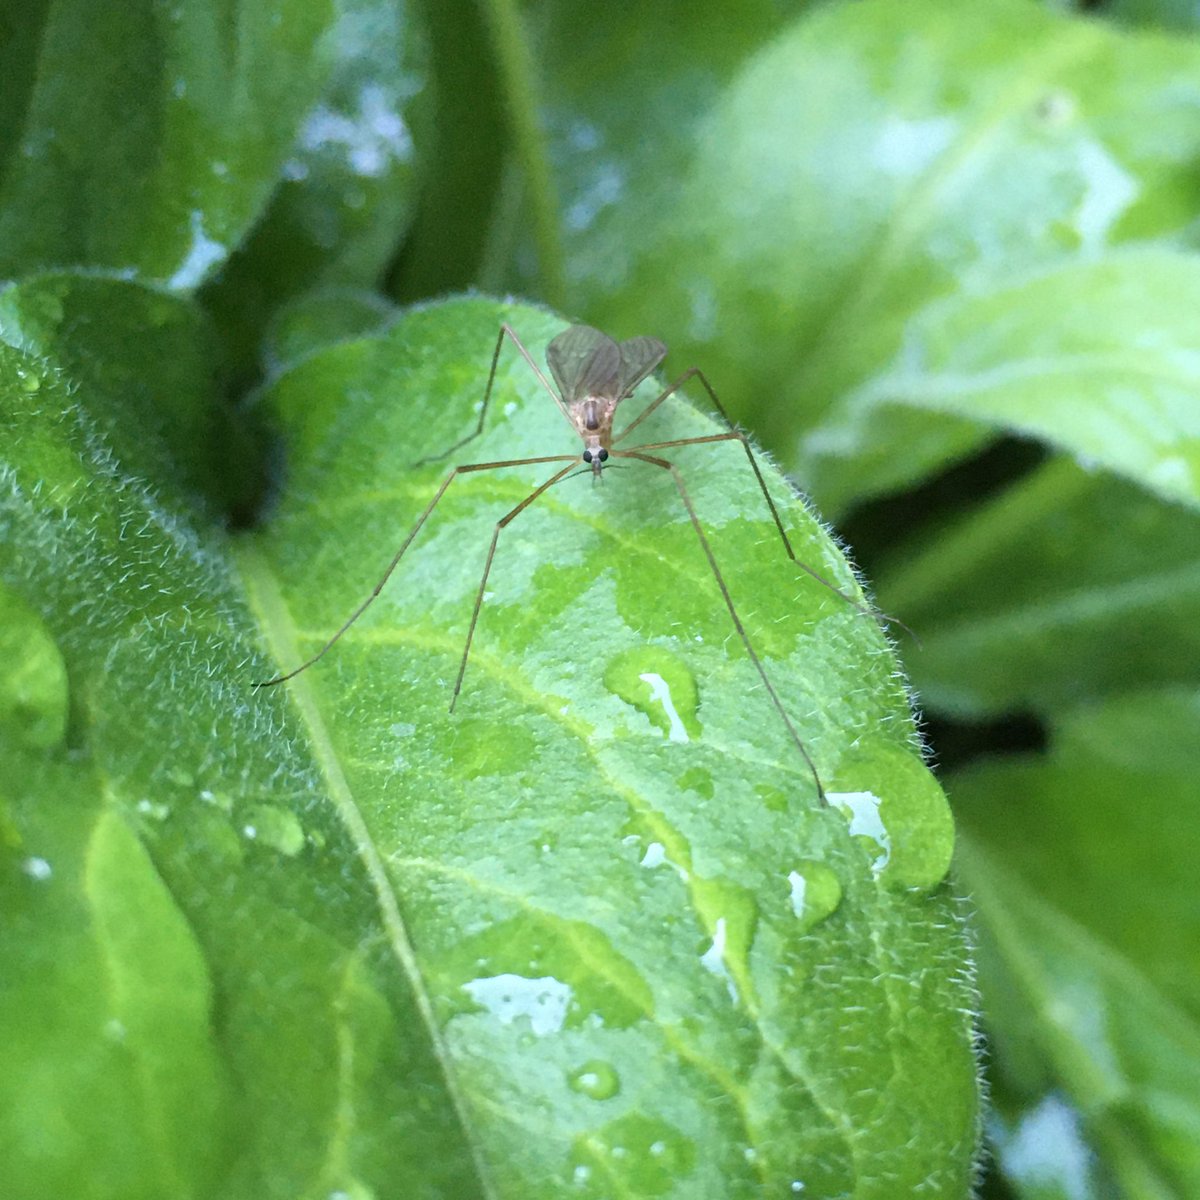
[614, 447, 827, 804]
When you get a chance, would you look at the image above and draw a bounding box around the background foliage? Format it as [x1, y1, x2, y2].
[2, 0, 1198, 1197]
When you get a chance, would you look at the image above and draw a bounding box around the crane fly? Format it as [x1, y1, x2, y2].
[255, 323, 888, 803]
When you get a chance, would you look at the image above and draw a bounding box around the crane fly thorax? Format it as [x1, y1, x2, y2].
[572, 394, 619, 470]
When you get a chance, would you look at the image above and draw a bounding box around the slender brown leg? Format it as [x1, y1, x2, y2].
[615, 448, 827, 804]
[450, 461, 581, 710]
[415, 323, 572, 467]
[253, 453, 579, 687]
[621, 379, 916, 639]
[615, 370, 834, 593]
[621, 430, 907, 633]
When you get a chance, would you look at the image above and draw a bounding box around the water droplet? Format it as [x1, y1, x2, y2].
[569, 1115, 695, 1195]
[640, 842, 666, 869]
[603, 647, 701, 741]
[198, 788, 233, 812]
[786, 861, 842, 931]
[699, 917, 738, 1003]
[447, 717, 536, 780]
[568, 1060, 620, 1100]
[135, 798, 170, 822]
[461, 974, 573, 1037]
[829, 791, 891, 877]
[675, 766, 713, 798]
[444, 916, 652, 1031]
[22, 856, 52, 881]
[829, 745, 954, 889]
[692, 877, 757, 1005]
[326, 1181, 376, 1200]
[241, 805, 305, 857]
[755, 783, 788, 813]
[0, 584, 68, 750]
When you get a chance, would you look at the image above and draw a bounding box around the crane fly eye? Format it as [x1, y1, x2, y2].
[582, 450, 593, 463]
[598, 449, 609, 462]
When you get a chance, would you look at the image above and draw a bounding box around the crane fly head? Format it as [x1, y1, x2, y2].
[545, 325, 668, 474]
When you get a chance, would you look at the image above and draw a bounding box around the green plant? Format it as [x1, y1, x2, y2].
[2, 1, 1197, 1198]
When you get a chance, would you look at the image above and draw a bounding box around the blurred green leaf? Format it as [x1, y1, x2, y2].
[0, 270, 247, 514]
[0, 743, 231, 1200]
[985, 1089, 1110, 1200]
[261, 286, 401, 376]
[874, 456, 1200, 717]
[390, 0, 509, 301]
[952, 688, 1200, 1197]
[804, 250, 1200, 515]
[527, 0, 1200, 507]
[0, 1, 344, 287]
[2, 285, 977, 1196]
[1103, 0, 1200, 31]
[199, 0, 428, 377]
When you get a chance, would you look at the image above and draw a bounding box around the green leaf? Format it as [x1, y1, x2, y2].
[0, 270, 248, 514]
[0, 743, 230, 1200]
[391, 0, 509, 301]
[0, 0, 342, 286]
[262, 286, 401, 376]
[874, 456, 1200, 717]
[527, 0, 1200, 506]
[951, 688, 1200, 1196]
[1104, 0, 1200, 32]
[804, 250, 1200, 515]
[2, 286, 977, 1196]
[199, 0, 428, 376]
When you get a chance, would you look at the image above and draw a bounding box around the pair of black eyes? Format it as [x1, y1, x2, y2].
[582, 449, 609, 464]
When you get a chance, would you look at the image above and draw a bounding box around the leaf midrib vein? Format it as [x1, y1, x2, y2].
[233, 540, 500, 1200]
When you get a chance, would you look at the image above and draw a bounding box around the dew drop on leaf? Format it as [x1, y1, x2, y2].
[325, 1180, 376, 1200]
[567, 1059, 621, 1100]
[569, 1113, 695, 1196]
[829, 790, 892, 878]
[830, 744, 955, 890]
[240, 804, 305, 857]
[0, 583, 69, 750]
[461, 973, 573, 1037]
[602, 646, 701, 741]
[786, 861, 843, 931]
[22, 855, 52, 881]
[692, 877, 758, 1005]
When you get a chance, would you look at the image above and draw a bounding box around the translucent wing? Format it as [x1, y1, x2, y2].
[618, 336, 668, 397]
[546, 325, 622, 402]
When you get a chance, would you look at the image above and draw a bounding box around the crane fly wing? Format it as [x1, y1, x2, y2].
[546, 325, 622, 403]
[617, 336, 668, 397]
